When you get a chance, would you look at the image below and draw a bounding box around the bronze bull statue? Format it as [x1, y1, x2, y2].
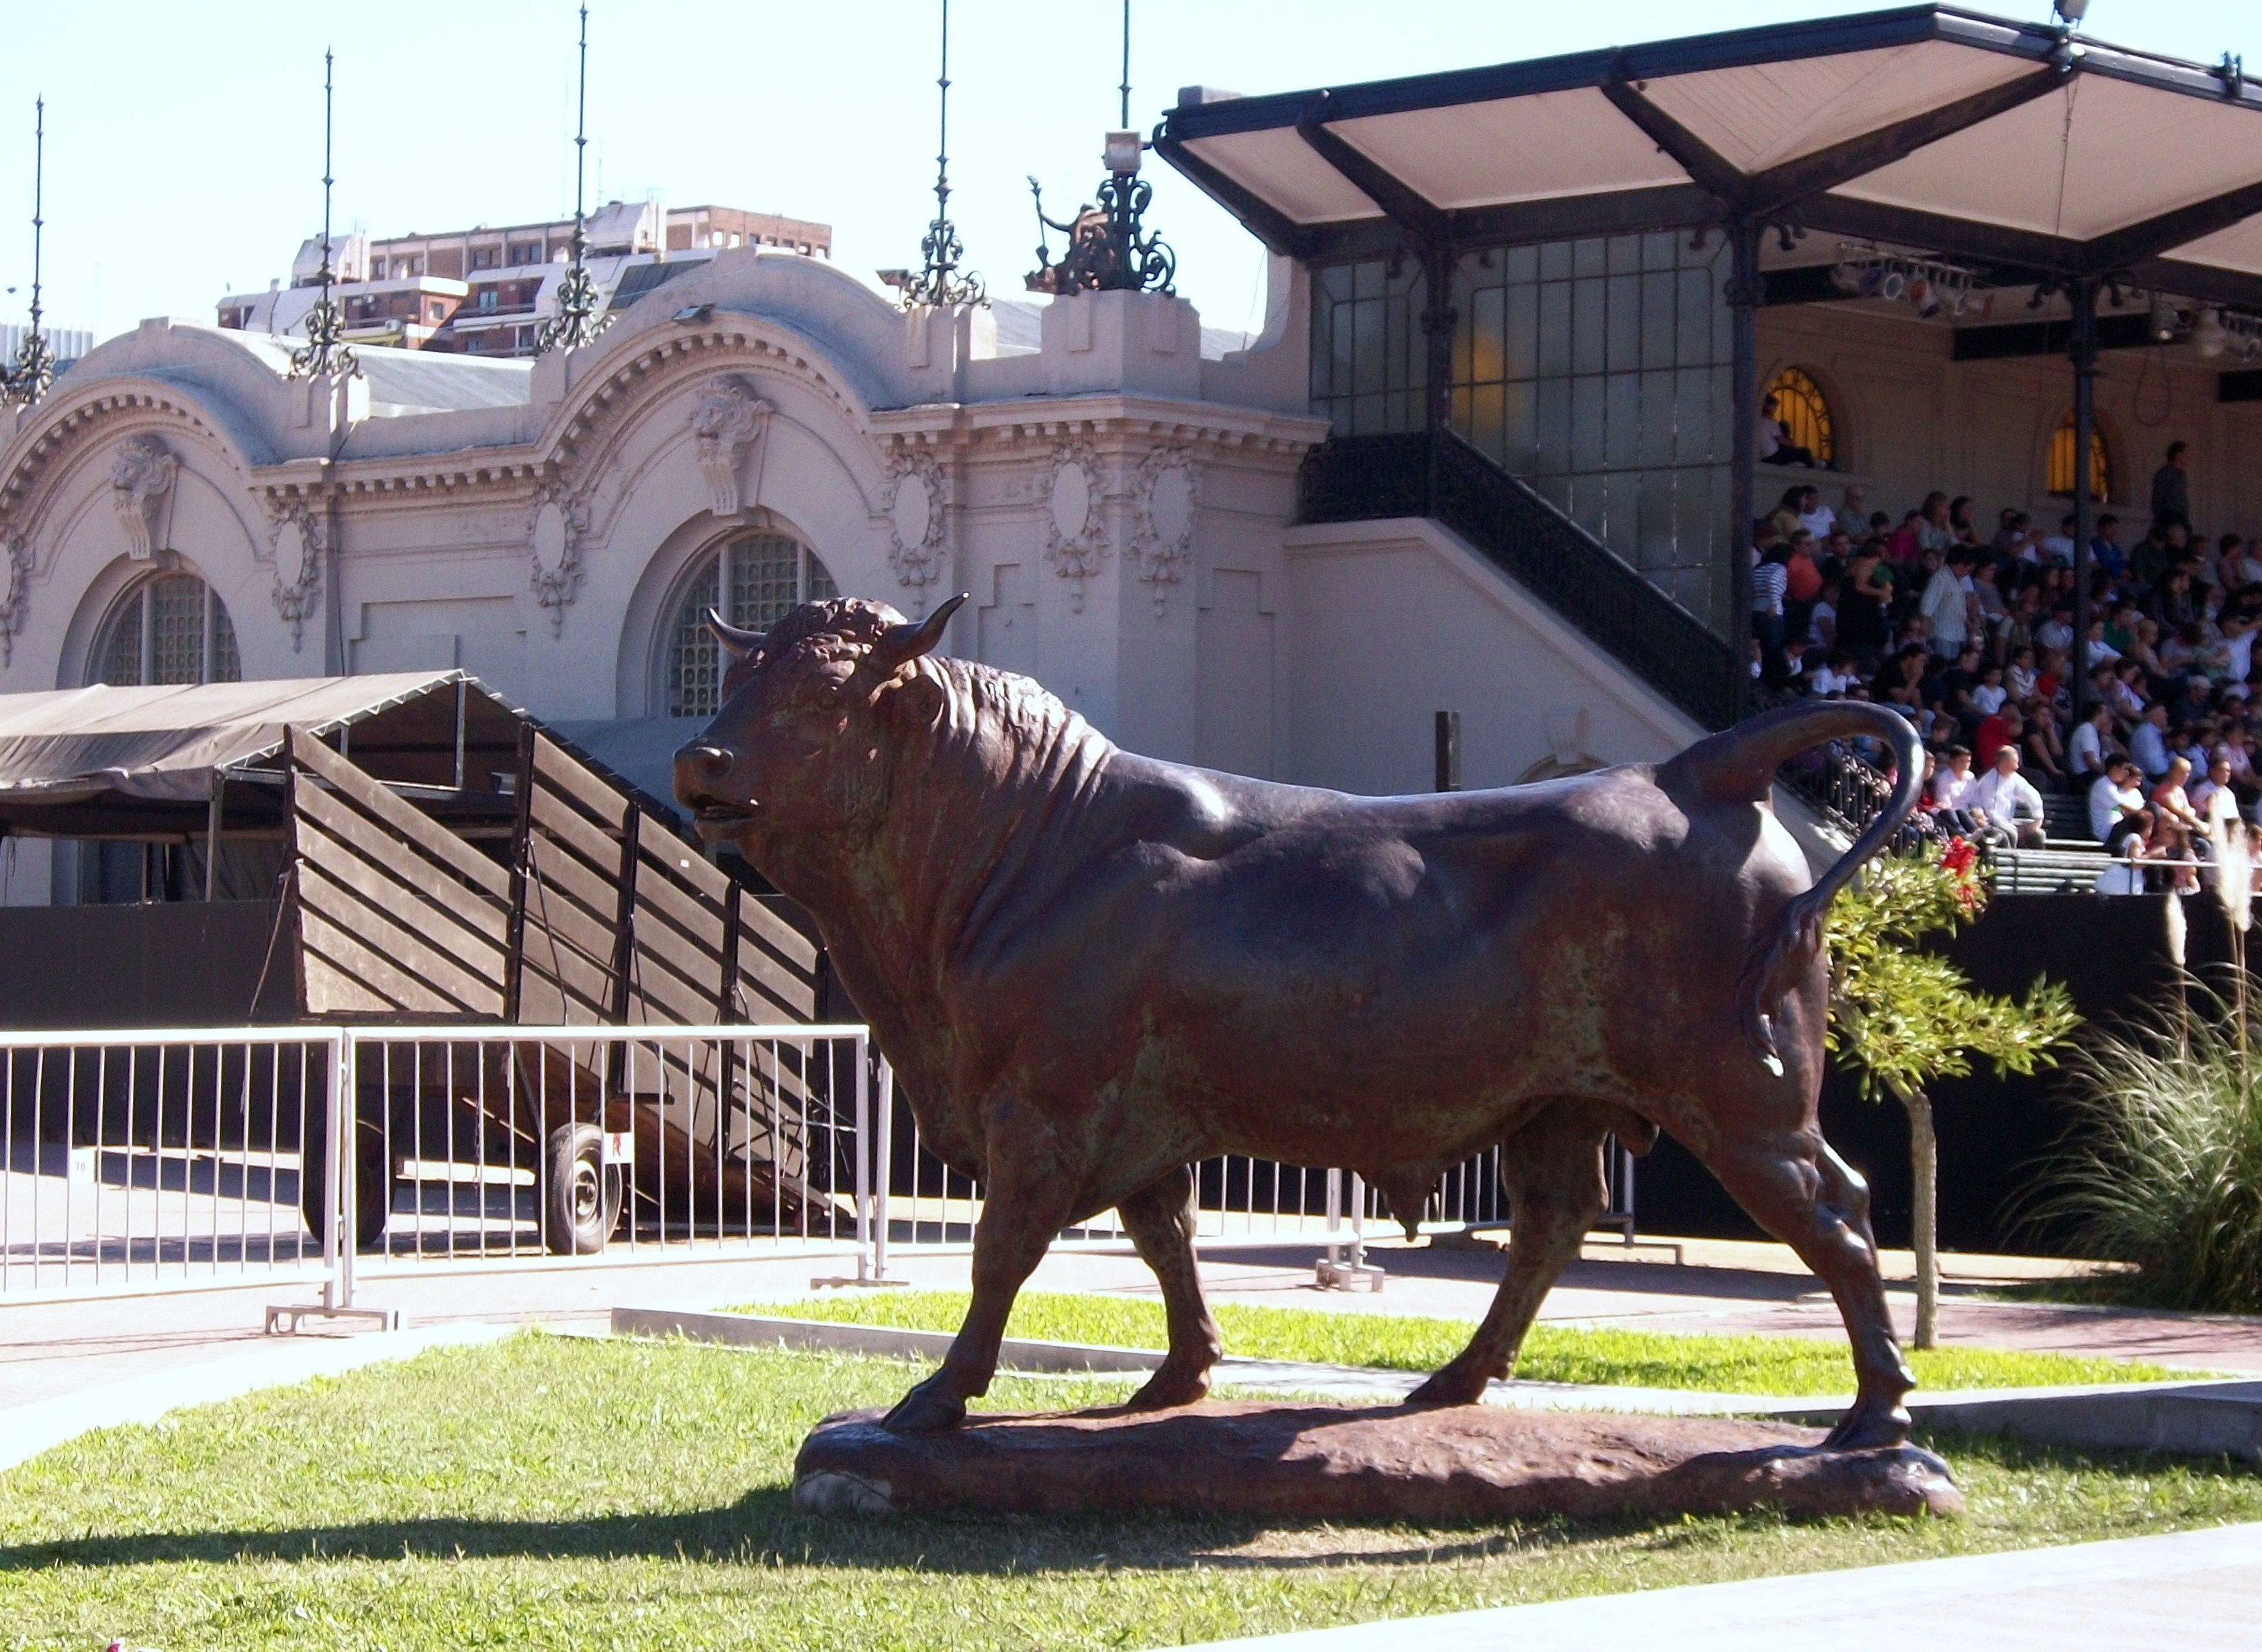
[676, 595, 1926, 1447]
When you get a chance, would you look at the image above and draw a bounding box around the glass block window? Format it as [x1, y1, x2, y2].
[1447, 232, 1736, 631]
[1308, 255, 1429, 437]
[666, 535, 840, 718]
[2047, 416, 2112, 502]
[93, 575, 242, 687]
[1764, 365, 1836, 468]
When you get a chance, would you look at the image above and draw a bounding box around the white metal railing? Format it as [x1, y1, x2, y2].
[338, 1025, 872, 1296]
[2, 1019, 1638, 1311]
[0, 1027, 346, 1303]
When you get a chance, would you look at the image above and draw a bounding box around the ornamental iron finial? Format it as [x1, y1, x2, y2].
[0, 98, 55, 409]
[287, 52, 357, 381]
[1025, 1, 1175, 297]
[537, 5, 612, 355]
[889, 0, 985, 310]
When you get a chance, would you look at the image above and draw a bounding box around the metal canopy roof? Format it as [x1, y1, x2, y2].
[1157, 5, 2262, 308]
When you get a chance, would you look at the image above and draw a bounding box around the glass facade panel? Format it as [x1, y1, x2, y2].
[91, 576, 241, 687]
[1447, 228, 1735, 633]
[1308, 230, 1737, 633]
[666, 537, 840, 719]
[1306, 255, 1427, 437]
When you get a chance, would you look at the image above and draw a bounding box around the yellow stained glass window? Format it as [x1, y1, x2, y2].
[1763, 366, 1836, 467]
[2047, 418, 2111, 502]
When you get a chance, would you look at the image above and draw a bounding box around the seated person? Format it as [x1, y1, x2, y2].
[1974, 745, 2047, 848]
[2089, 757, 2147, 843]
[1931, 744, 1986, 836]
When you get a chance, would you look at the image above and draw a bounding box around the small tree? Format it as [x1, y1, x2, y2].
[1823, 840, 2079, 1348]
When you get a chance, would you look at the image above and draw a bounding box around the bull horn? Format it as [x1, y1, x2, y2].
[870, 592, 968, 672]
[707, 607, 765, 659]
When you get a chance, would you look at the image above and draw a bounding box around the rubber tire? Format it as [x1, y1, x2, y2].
[300, 1109, 395, 1252]
[542, 1121, 623, 1256]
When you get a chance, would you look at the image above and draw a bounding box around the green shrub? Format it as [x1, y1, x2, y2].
[2028, 975, 2262, 1313]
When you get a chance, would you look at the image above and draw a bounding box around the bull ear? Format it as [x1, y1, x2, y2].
[869, 592, 968, 674]
[707, 608, 765, 659]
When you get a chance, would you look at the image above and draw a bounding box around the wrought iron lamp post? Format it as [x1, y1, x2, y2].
[286, 53, 357, 382]
[537, 5, 610, 355]
[886, 0, 983, 310]
[0, 99, 54, 410]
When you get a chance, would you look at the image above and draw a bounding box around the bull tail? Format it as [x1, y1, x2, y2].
[1658, 702, 1926, 1074]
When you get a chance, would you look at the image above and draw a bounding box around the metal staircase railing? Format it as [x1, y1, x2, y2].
[1297, 430, 1742, 730]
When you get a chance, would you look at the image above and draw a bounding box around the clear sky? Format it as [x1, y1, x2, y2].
[5, 1, 2259, 348]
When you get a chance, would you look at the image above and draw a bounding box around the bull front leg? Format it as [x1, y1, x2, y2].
[881, 1097, 1079, 1434]
[1116, 1164, 1222, 1410]
[1406, 1101, 1607, 1407]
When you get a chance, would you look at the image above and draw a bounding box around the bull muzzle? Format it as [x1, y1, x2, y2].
[674, 740, 758, 837]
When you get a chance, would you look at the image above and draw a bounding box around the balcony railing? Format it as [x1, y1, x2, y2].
[1297, 430, 1742, 731]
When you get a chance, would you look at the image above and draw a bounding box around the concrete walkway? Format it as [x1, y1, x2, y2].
[1179, 1523, 2262, 1651]
[4, 1232, 2257, 1417]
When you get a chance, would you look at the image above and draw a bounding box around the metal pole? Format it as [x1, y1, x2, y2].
[324, 1031, 350, 1312]
[873, 1057, 895, 1282]
[2069, 276, 2099, 729]
[1727, 219, 1762, 722]
[204, 776, 223, 903]
[854, 1036, 872, 1281]
[1435, 709, 1461, 792]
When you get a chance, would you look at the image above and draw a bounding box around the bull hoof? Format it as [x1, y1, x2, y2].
[1123, 1364, 1212, 1413]
[1823, 1401, 1913, 1451]
[1404, 1363, 1494, 1408]
[881, 1383, 968, 1435]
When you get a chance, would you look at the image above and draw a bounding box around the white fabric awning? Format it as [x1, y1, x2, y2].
[1159, 7, 2262, 306]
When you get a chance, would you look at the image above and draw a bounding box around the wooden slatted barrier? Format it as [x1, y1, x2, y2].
[287, 728, 512, 1020]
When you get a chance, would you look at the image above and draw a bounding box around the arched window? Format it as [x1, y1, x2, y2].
[2047, 416, 2112, 502]
[93, 573, 241, 687]
[1762, 366, 1836, 468]
[666, 533, 838, 718]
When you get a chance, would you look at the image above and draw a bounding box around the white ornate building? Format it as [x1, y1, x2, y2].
[0, 244, 1741, 907]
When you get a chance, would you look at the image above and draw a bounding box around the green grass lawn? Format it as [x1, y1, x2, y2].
[1, 1334, 2256, 1652]
[732, 1290, 2193, 1396]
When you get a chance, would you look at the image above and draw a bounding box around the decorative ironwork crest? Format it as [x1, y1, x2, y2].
[537, 6, 613, 355]
[1026, 165, 1175, 296]
[891, 0, 985, 310]
[0, 98, 54, 410]
[287, 54, 358, 381]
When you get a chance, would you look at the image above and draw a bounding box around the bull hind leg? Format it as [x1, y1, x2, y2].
[1406, 1103, 1609, 1408]
[1116, 1165, 1224, 1411]
[882, 1099, 1079, 1434]
[1699, 1134, 1913, 1449]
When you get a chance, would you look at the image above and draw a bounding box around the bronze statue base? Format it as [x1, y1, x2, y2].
[793, 1400, 1963, 1522]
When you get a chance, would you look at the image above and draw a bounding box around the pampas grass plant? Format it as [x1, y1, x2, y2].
[2026, 973, 2262, 1314]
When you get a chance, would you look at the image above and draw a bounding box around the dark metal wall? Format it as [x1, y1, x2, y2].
[1639, 892, 2222, 1253]
[0, 901, 296, 1029]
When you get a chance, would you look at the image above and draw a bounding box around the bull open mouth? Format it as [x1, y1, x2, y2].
[688, 798, 758, 835]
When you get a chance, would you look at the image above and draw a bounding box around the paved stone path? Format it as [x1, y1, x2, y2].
[1179, 1523, 2262, 1651]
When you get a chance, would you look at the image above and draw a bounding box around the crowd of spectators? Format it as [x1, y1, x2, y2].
[1753, 439, 2262, 889]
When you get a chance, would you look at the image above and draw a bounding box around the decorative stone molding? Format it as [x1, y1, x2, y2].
[525, 475, 592, 635]
[690, 380, 772, 517]
[1042, 441, 1106, 612]
[1130, 447, 1200, 616]
[109, 434, 177, 560]
[267, 498, 326, 651]
[885, 449, 949, 615]
[0, 537, 32, 666]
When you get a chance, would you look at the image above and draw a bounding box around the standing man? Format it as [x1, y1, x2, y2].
[2151, 441, 2192, 535]
[1921, 547, 1973, 658]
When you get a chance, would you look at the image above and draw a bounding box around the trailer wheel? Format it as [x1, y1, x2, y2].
[300, 1111, 396, 1252]
[542, 1121, 622, 1256]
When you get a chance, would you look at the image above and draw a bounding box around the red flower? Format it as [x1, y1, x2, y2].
[1940, 835, 1981, 909]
